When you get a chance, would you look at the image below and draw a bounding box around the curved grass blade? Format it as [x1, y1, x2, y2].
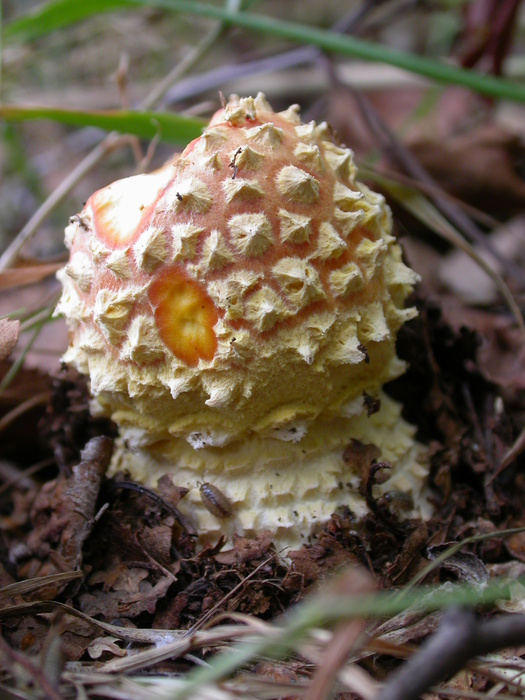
[170, 574, 519, 699]
[3, 0, 135, 43]
[404, 526, 525, 592]
[3, 0, 255, 42]
[0, 105, 205, 146]
[120, 1, 525, 104]
[8, 2, 525, 103]
[0, 571, 83, 600]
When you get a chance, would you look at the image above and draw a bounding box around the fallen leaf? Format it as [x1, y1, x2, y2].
[87, 635, 126, 660]
[409, 124, 525, 220]
[15, 436, 113, 591]
[0, 319, 20, 361]
[0, 263, 63, 292]
[214, 531, 274, 565]
[427, 544, 489, 585]
[79, 569, 173, 619]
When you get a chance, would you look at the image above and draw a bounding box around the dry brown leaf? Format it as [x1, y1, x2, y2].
[409, 125, 525, 220]
[214, 531, 274, 565]
[0, 319, 20, 361]
[288, 531, 362, 585]
[15, 436, 113, 589]
[79, 569, 173, 619]
[0, 263, 63, 292]
[87, 636, 127, 660]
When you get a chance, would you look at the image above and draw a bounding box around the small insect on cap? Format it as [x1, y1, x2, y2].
[57, 93, 419, 452]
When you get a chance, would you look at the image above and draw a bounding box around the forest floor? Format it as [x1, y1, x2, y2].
[2, 2, 525, 699]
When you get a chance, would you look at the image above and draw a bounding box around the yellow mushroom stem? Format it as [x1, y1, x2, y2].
[109, 390, 430, 551]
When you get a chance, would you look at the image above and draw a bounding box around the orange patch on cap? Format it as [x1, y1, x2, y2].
[149, 269, 219, 367]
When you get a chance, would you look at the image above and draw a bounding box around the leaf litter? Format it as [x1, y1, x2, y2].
[2, 15, 525, 694]
[0, 288, 523, 698]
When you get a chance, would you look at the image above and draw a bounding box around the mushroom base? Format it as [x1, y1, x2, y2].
[109, 391, 431, 553]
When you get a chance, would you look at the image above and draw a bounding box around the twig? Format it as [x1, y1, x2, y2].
[114, 53, 143, 165]
[436, 686, 522, 700]
[141, 18, 225, 112]
[359, 162, 500, 230]
[163, 0, 386, 105]
[359, 0, 423, 36]
[0, 457, 52, 494]
[460, 0, 523, 76]
[304, 620, 368, 700]
[376, 608, 525, 700]
[109, 480, 197, 536]
[308, 6, 525, 293]
[365, 462, 404, 535]
[0, 571, 83, 600]
[164, 45, 319, 104]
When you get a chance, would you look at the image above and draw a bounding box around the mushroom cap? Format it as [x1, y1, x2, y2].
[57, 93, 419, 448]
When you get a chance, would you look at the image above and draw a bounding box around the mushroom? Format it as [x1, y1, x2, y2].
[56, 93, 430, 551]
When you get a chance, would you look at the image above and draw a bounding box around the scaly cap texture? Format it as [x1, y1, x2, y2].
[57, 93, 419, 449]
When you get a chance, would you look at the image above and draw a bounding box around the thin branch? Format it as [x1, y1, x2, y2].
[187, 554, 277, 634]
[304, 620, 368, 700]
[359, 162, 501, 230]
[163, 1, 378, 106]
[376, 608, 525, 700]
[109, 480, 197, 536]
[141, 18, 224, 111]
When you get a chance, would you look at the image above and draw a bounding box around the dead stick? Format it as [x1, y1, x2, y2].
[376, 608, 525, 700]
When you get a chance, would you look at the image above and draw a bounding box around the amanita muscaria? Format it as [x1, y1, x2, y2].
[57, 93, 430, 551]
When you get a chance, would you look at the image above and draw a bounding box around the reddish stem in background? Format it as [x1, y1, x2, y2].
[460, 0, 523, 75]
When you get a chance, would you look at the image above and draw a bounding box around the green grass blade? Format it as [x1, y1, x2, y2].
[9, 1, 525, 103]
[121, 0, 525, 104]
[0, 0, 3, 100]
[0, 105, 205, 145]
[3, 0, 136, 42]
[3, 0, 257, 43]
[403, 526, 525, 593]
[171, 573, 520, 698]
[3, 0, 258, 43]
